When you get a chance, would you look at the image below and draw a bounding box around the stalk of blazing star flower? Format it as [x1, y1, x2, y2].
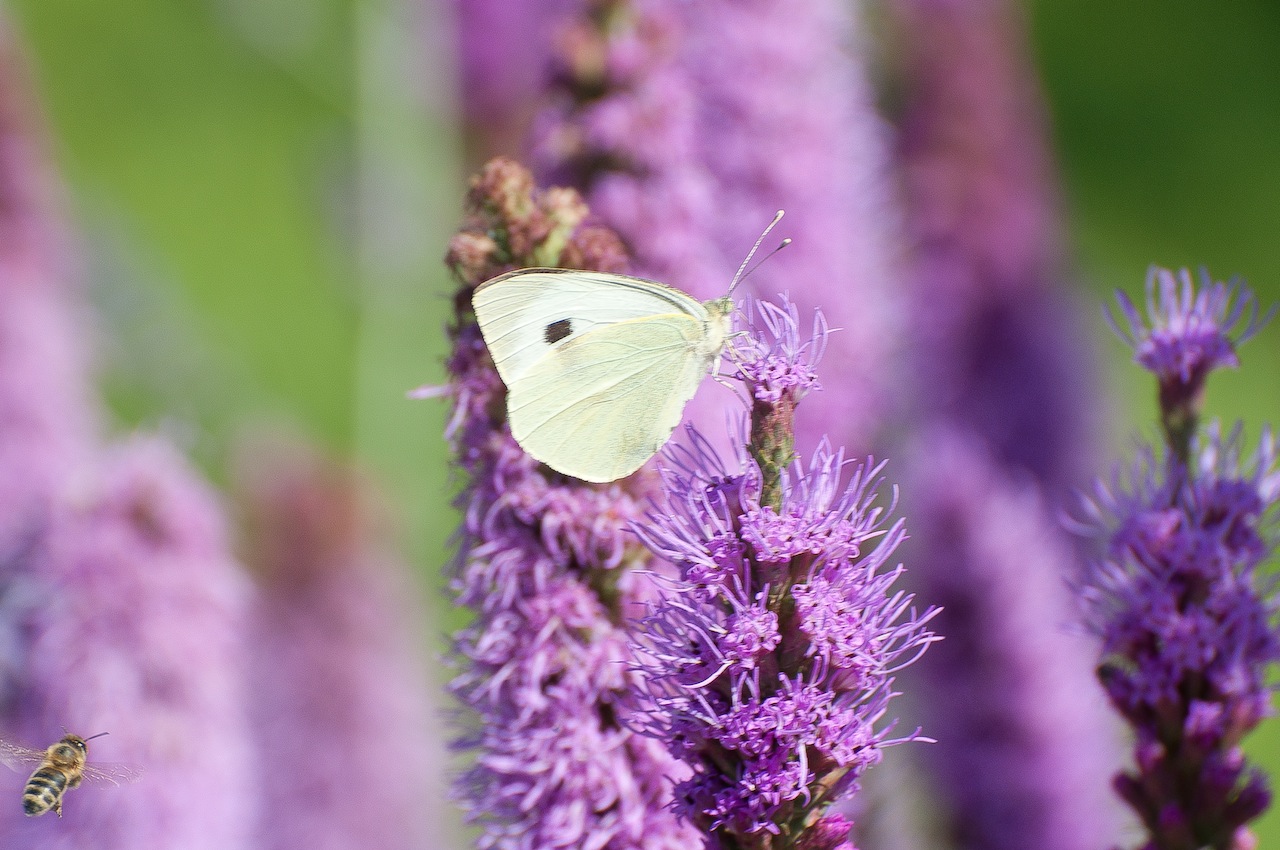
[443, 157, 698, 850]
[0, 26, 98, 705]
[238, 436, 441, 850]
[1077, 268, 1277, 850]
[529, 0, 900, 454]
[630, 295, 938, 850]
[889, 2, 1122, 846]
[0, 436, 253, 850]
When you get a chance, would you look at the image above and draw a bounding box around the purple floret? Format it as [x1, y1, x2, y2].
[1109, 267, 1266, 389]
[1108, 268, 1272, 462]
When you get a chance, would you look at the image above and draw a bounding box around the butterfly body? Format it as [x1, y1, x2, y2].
[472, 268, 733, 483]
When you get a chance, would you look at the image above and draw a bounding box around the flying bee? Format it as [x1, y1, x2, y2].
[0, 733, 141, 817]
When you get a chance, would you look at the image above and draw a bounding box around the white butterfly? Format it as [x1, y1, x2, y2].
[472, 269, 734, 483]
[470, 213, 787, 484]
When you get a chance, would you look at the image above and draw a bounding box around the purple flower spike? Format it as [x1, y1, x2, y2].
[631, 296, 938, 849]
[443, 159, 698, 850]
[1109, 267, 1272, 461]
[1083, 268, 1280, 850]
[0, 29, 98, 705]
[238, 437, 442, 850]
[904, 429, 1123, 850]
[895, 0, 1099, 497]
[1079, 422, 1280, 848]
[890, 5, 1124, 843]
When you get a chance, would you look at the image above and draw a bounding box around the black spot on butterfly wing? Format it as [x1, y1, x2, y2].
[544, 319, 573, 344]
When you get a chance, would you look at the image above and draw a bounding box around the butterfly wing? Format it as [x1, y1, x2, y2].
[507, 314, 716, 482]
[472, 268, 712, 386]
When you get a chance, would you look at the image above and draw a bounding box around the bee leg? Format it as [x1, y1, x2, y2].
[53, 800, 63, 818]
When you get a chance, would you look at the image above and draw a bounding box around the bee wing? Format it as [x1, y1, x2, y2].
[0, 739, 46, 771]
[80, 762, 144, 787]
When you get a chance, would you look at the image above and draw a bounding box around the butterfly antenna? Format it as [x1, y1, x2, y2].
[728, 210, 788, 295]
[741, 238, 791, 286]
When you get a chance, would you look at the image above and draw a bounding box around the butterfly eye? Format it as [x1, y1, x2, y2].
[544, 319, 573, 344]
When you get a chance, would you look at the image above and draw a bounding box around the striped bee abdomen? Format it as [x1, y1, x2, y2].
[23, 766, 69, 816]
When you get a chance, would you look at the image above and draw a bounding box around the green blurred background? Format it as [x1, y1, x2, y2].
[6, 0, 1279, 841]
[4, 0, 461, 566]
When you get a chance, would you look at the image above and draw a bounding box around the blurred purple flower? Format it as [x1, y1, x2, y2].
[630, 295, 937, 848]
[890, 2, 1123, 846]
[529, 0, 901, 454]
[443, 159, 697, 850]
[0, 436, 253, 850]
[455, 0, 577, 164]
[1075, 271, 1279, 850]
[0, 27, 98, 704]
[238, 437, 443, 850]
[531, 0, 721, 289]
[904, 429, 1122, 850]
[895, 0, 1096, 493]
